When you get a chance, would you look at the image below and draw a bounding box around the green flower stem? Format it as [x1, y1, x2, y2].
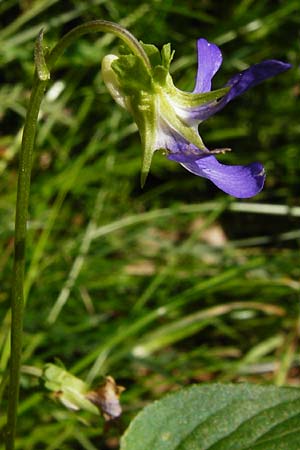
[6, 20, 150, 450]
[47, 20, 151, 71]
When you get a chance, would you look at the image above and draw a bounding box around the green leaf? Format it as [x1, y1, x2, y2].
[120, 383, 300, 450]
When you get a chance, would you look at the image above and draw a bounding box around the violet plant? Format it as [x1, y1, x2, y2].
[6, 20, 293, 450]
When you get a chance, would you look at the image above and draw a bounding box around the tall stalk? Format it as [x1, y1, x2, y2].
[5, 20, 150, 450]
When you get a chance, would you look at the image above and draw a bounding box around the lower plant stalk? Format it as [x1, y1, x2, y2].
[5, 79, 46, 450]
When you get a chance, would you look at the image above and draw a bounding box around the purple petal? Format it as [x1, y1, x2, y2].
[169, 153, 265, 198]
[193, 39, 223, 93]
[191, 59, 291, 121]
[223, 59, 292, 103]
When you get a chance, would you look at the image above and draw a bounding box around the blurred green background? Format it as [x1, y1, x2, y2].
[0, 0, 299, 448]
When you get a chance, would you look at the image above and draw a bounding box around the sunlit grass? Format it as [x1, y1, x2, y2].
[0, 1, 299, 448]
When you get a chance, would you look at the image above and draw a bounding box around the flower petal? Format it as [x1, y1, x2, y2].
[168, 153, 265, 198]
[193, 39, 223, 93]
[191, 59, 291, 121]
[154, 116, 206, 154]
[223, 59, 292, 104]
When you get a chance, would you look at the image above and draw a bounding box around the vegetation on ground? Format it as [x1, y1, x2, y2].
[0, 1, 299, 448]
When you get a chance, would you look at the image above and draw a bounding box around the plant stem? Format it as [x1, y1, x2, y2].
[6, 77, 47, 450]
[47, 20, 151, 70]
[5, 20, 151, 450]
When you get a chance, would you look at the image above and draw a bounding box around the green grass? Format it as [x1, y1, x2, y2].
[0, 0, 300, 448]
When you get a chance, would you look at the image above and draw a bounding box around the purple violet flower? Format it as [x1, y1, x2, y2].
[102, 38, 291, 197]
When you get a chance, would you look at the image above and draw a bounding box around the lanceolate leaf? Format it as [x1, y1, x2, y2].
[121, 383, 300, 450]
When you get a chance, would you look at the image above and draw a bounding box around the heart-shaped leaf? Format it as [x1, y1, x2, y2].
[121, 383, 300, 449]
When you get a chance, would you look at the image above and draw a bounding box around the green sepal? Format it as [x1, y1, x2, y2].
[119, 42, 162, 67]
[141, 42, 162, 67]
[111, 54, 153, 95]
[152, 65, 169, 86]
[161, 43, 174, 70]
[147, 43, 174, 85]
[163, 72, 230, 107]
[170, 85, 230, 107]
[128, 91, 157, 187]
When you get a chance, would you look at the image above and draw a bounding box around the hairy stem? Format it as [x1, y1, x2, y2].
[6, 20, 150, 450]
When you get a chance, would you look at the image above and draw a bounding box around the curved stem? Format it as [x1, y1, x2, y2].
[47, 20, 151, 70]
[6, 20, 150, 450]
